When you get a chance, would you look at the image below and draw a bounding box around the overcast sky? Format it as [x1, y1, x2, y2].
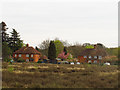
[1, 0, 119, 48]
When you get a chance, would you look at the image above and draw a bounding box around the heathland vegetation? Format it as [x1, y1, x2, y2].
[1, 21, 119, 88]
[2, 62, 118, 88]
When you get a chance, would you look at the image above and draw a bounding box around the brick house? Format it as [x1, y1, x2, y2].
[78, 45, 107, 64]
[13, 44, 41, 62]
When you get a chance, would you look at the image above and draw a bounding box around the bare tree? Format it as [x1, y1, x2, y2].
[39, 39, 50, 50]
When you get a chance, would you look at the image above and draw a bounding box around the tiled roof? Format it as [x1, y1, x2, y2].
[80, 48, 107, 57]
[13, 46, 41, 54]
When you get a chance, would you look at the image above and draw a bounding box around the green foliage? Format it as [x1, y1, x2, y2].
[4, 57, 11, 62]
[54, 40, 64, 57]
[8, 67, 14, 72]
[2, 42, 12, 61]
[1, 22, 9, 42]
[67, 54, 73, 59]
[64, 47, 67, 55]
[35, 46, 39, 51]
[106, 48, 118, 56]
[48, 41, 56, 60]
[37, 60, 42, 63]
[85, 45, 94, 49]
[8, 29, 23, 53]
[17, 58, 25, 62]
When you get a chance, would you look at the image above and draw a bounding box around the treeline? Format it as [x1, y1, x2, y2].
[1, 21, 119, 62]
[36, 39, 112, 59]
[1, 22, 23, 61]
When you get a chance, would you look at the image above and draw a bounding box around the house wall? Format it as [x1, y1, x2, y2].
[78, 56, 86, 63]
[13, 54, 40, 62]
[78, 56, 103, 63]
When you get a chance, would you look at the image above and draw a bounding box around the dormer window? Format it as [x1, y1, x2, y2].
[99, 56, 102, 59]
[26, 54, 29, 57]
[84, 56, 87, 58]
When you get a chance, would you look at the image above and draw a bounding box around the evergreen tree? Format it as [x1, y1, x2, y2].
[64, 47, 67, 55]
[48, 41, 56, 60]
[1, 21, 9, 43]
[35, 46, 39, 51]
[8, 29, 23, 52]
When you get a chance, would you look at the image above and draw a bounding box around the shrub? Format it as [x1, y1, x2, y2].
[8, 67, 14, 72]
[4, 57, 11, 62]
[17, 58, 25, 62]
[37, 60, 43, 63]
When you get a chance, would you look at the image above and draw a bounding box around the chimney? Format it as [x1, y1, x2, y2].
[26, 44, 29, 47]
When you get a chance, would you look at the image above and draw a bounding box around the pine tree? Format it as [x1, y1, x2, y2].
[35, 46, 39, 51]
[8, 29, 23, 52]
[1, 22, 12, 61]
[48, 41, 56, 60]
[1, 21, 9, 43]
[64, 47, 67, 55]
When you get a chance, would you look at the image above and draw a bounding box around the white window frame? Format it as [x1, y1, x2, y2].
[99, 56, 102, 59]
[31, 54, 33, 57]
[15, 54, 17, 57]
[94, 60, 97, 63]
[19, 54, 21, 57]
[89, 56, 92, 59]
[88, 60, 92, 63]
[94, 56, 97, 59]
[26, 54, 29, 57]
[26, 59, 29, 62]
[84, 56, 87, 58]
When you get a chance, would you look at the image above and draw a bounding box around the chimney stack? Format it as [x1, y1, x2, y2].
[26, 44, 29, 47]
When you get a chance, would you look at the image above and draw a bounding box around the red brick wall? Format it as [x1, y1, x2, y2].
[13, 54, 40, 62]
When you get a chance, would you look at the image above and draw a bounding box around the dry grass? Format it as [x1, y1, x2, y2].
[2, 62, 119, 88]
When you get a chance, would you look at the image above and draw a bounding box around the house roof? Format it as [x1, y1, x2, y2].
[80, 48, 107, 57]
[13, 45, 41, 55]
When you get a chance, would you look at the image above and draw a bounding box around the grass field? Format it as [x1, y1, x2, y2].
[2, 62, 119, 88]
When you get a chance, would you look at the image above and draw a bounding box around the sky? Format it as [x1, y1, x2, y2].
[1, 0, 119, 48]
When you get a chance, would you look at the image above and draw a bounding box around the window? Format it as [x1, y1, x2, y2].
[99, 56, 102, 59]
[26, 59, 29, 62]
[89, 56, 92, 59]
[26, 54, 29, 57]
[15, 54, 17, 57]
[19, 54, 21, 57]
[31, 54, 33, 57]
[84, 56, 87, 58]
[94, 56, 97, 59]
[94, 60, 97, 63]
[88, 60, 92, 63]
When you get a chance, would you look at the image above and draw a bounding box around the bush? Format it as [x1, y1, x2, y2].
[4, 57, 11, 62]
[17, 58, 25, 62]
[37, 60, 43, 63]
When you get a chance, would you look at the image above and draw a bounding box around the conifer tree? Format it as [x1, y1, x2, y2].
[48, 41, 56, 60]
[1, 21, 9, 43]
[8, 29, 23, 52]
[64, 47, 67, 55]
